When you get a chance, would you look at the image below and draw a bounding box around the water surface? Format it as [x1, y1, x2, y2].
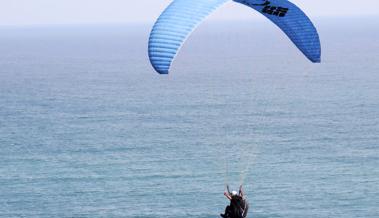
[0, 18, 378, 217]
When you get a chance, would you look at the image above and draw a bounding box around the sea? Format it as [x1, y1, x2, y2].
[0, 17, 378, 218]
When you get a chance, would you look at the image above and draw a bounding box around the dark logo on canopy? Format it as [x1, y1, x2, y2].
[241, 0, 289, 17]
[262, 6, 288, 17]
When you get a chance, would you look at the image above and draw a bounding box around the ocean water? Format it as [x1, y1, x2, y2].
[0, 18, 378, 218]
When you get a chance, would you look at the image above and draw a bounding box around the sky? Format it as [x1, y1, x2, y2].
[0, 0, 378, 26]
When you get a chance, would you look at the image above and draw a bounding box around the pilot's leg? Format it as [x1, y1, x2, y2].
[220, 206, 231, 218]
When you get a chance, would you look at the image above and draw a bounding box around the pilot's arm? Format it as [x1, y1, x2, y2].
[239, 185, 244, 197]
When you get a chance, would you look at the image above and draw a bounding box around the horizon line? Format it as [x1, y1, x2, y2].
[0, 14, 377, 29]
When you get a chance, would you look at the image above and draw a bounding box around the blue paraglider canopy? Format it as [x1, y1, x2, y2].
[148, 0, 321, 74]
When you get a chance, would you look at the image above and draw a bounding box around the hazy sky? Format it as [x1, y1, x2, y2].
[1, 0, 378, 26]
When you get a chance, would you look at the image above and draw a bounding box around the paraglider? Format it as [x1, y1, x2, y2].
[147, 1, 321, 217]
[148, 0, 321, 74]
